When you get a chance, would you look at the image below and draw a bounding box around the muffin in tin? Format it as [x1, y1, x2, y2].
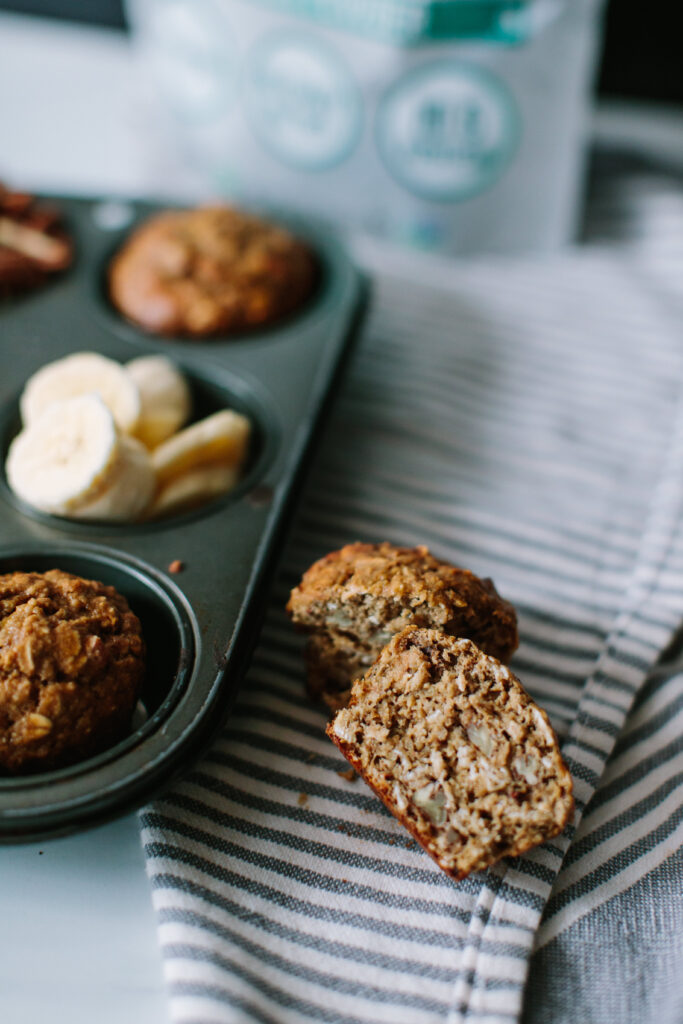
[0, 569, 145, 774]
[108, 205, 317, 338]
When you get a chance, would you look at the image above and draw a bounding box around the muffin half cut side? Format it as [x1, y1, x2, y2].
[327, 626, 573, 880]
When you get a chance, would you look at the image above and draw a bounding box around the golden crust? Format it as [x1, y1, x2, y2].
[0, 570, 145, 773]
[287, 542, 519, 708]
[327, 627, 573, 880]
[108, 205, 316, 338]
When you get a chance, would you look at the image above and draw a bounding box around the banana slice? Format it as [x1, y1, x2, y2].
[126, 355, 191, 449]
[151, 409, 251, 486]
[20, 351, 141, 434]
[6, 396, 155, 521]
[73, 435, 155, 521]
[6, 394, 119, 514]
[148, 464, 240, 519]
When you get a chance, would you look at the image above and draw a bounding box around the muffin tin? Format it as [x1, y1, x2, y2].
[0, 196, 367, 842]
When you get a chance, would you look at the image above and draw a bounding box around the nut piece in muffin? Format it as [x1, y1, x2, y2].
[0, 569, 145, 773]
[0, 184, 73, 296]
[108, 205, 317, 338]
[327, 627, 573, 880]
[286, 542, 518, 710]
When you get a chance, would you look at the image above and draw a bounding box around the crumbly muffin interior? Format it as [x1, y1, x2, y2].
[288, 542, 519, 709]
[306, 590, 436, 643]
[328, 627, 573, 878]
[304, 632, 375, 710]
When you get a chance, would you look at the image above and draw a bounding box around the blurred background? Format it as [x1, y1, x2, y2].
[0, 0, 681, 257]
[1, 0, 678, 104]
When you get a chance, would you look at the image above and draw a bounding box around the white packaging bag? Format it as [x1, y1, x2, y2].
[127, 0, 606, 255]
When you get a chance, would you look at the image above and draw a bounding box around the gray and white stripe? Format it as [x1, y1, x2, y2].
[141, 170, 683, 1024]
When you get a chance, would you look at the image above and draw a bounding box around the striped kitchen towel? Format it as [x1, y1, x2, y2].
[140, 164, 683, 1024]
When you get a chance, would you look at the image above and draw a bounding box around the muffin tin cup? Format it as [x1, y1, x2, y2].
[0, 360, 280, 536]
[0, 196, 368, 842]
[96, 203, 335, 350]
[0, 544, 197, 837]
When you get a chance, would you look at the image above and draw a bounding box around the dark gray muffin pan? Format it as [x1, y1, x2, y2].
[0, 196, 367, 842]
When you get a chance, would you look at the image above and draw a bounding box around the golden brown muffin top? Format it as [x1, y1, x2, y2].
[287, 541, 519, 664]
[0, 569, 145, 773]
[109, 205, 316, 338]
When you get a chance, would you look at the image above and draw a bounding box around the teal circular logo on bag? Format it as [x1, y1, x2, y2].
[376, 61, 520, 202]
[246, 32, 363, 171]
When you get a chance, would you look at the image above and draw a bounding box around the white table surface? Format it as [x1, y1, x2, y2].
[1, 13, 682, 1024]
[1, 817, 167, 1024]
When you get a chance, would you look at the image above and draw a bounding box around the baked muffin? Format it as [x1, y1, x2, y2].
[0, 184, 73, 296]
[327, 627, 573, 880]
[108, 205, 317, 337]
[287, 542, 518, 710]
[0, 569, 145, 773]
